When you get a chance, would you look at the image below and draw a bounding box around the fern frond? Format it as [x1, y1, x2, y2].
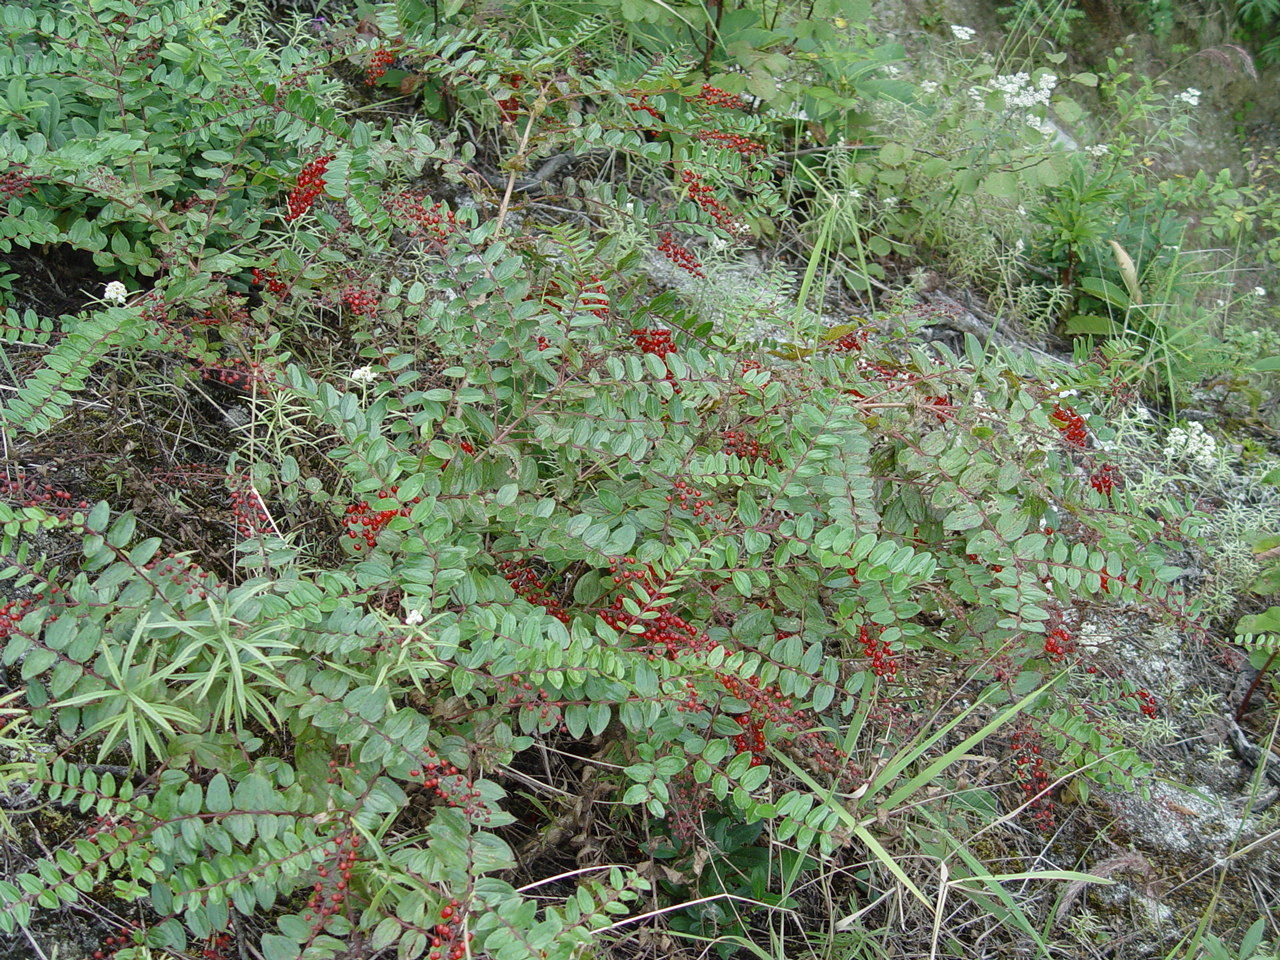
[0, 308, 143, 434]
[1235, 632, 1280, 652]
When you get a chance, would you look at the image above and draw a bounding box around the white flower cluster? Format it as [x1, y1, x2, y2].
[349, 366, 377, 383]
[950, 24, 976, 40]
[104, 281, 128, 305]
[920, 80, 939, 95]
[1165, 420, 1217, 469]
[969, 72, 1057, 133]
[1176, 87, 1202, 106]
[991, 71, 1057, 109]
[404, 609, 425, 626]
[1084, 143, 1109, 157]
[1254, 286, 1267, 297]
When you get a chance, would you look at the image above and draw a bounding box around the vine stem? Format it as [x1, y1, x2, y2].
[1236, 648, 1279, 723]
[494, 88, 543, 234]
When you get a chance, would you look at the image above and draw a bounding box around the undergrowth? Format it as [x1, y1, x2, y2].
[0, 1, 1276, 959]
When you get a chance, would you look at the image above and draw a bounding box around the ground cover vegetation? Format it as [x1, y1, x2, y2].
[0, 0, 1278, 958]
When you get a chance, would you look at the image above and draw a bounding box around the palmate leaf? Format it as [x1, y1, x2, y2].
[51, 613, 202, 767]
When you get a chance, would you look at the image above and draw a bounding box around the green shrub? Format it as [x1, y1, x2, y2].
[0, 1, 1233, 958]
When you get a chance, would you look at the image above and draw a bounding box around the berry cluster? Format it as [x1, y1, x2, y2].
[496, 74, 522, 122]
[1090, 462, 1119, 495]
[829, 328, 870, 352]
[666, 477, 727, 523]
[342, 287, 380, 316]
[342, 487, 422, 550]
[252, 267, 289, 297]
[1134, 689, 1158, 718]
[923, 394, 955, 423]
[692, 84, 749, 111]
[667, 771, 709, 845]
[730, 712, 767, 765]
[601, 560, 718, 660]
[965, 553, 1003, 575]
[138, 290, 169, 328]
[716, 672, 849, 777]
[142, 555, 212, 601]
[0, 165, 33, 199]
[857, 624, 897, 679]
[285, 154, 333, 222]
[580, 276, 609, 318]
[131, 37, 162, 66]
[0, 476, 89, 514]
[696, 130, 765, 156]
[1052, 403, 1089, 448]
[408, 747, 492, 820]
[1042, 627, 1073, 662]
[629, 94, 662, 120]
[425, 900, 472, 960]
[228, 472, 272, 539]
[194, 933, 233, 960]
[495, 678, 566, 733]
[1010, 727, 1054, 830]
[0, 598, 33, 642]
[200, 359, 272, 393]
[304, 828, 361, 927]
[82, 922, 142, 960]
[86, 814, 137, 840]
[736, 357, 765, 395]
[324, 753, 353, 785]
[496, 557, 569, 624]
[679, 169, 734, 229]
[188, 299, 252, 330]
[385, 192, 458, 246]
[721, 429, 779, 466]
[657, 233, 705, 277]
[365, 48, 396, 85]
[631, 327, 675, 358]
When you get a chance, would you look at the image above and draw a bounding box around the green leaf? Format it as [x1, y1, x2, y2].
[205, 774, 232, 814]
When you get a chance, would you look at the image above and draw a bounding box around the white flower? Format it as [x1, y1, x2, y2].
[1014, 238, 1026, 255]
[1165, 420, 1217, 469]
[950, 24, 976, 40]
[1027, 115, 1056, 136]
[920, 80, 939, 94]
[881, 196, 899, 209]
[1133, 404, 1152, 420]
[1085, 144, 1109, 157]
[404, 609, 425, 626]
[1176, 87, 1201, 106]
[1017, 205, 1027, 217]
[104, 281, 128, 305]
[1058, 388, 1079, 398]
[973, 72, 1058, 119]
[1254, 286, 1267, 297]
[349, 366, 377, 383]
